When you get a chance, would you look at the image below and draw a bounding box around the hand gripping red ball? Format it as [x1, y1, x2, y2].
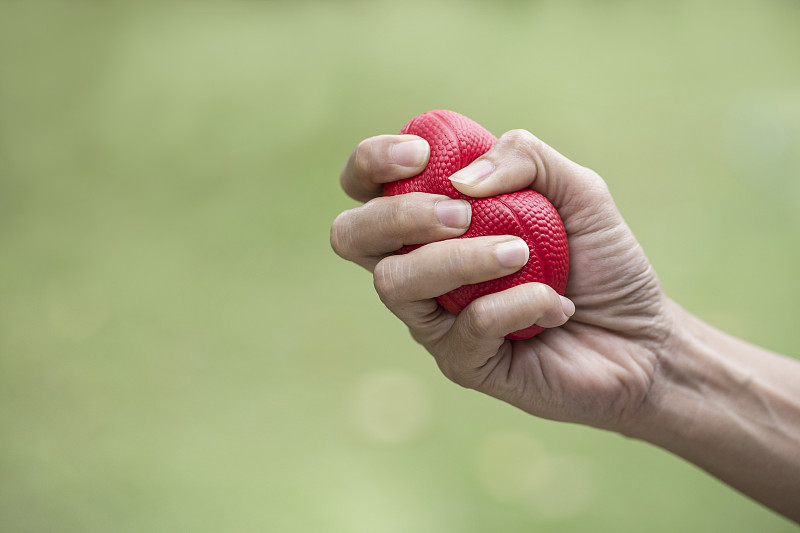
[383, 110, 569, 339]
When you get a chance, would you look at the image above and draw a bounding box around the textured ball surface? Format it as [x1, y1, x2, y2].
[383, 110, 569, 339]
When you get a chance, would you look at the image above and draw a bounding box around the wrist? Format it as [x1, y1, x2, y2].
[620, 300, 745, 446]
[622, 299, 800, 521]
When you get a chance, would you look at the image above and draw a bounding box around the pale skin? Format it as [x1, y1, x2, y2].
[330, 130, 800, 523]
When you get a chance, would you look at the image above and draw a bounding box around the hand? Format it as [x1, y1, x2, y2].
[332, 129, 800, 522]
[331, 130, 674, 432]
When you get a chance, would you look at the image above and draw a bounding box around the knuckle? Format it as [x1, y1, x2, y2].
[527, 282, 551, 302]
[374, 196, 404, 240]
[462, 298, 499, 339]
[501, 128, 539, 151]
[360, 196, 405, 249]
[372, 257, 403, 304]
[567, 163, 612, 201]
[583, 166, 611, 192]
[329, 211, 354, 258]
[352, 138, 376, 178]
[371, 193, 430, 244]
[498, 129, 548, 171]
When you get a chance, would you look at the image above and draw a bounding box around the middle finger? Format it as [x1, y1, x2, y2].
[330, 192, 472, 271]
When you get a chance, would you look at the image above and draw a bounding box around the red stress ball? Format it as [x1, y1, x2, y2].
[383, 110, 569, 339]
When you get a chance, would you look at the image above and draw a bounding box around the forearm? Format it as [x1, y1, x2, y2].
[630, 300, 800, 522]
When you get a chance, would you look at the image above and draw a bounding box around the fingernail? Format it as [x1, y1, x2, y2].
[559, 295, 575, 317]
[392, 139, 429, 167]
[435, 199, 471, 229]
[449, 159, 494, 186]
[495, 239, 529, 268]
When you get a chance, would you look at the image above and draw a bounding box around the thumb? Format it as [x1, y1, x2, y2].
[448, 129, 608, 213]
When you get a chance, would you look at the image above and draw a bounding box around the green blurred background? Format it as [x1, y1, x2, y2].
[2, 0, 799, 531]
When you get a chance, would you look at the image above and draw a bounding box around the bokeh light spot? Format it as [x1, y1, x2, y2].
[475, 430, 596, 521]
[346, 370, 431, 445]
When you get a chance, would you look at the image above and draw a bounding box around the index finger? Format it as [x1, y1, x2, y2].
[340, 134, 430, 202]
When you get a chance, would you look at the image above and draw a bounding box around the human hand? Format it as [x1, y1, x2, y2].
[331, 130, 674, 433]
[332, 127, 800, 522]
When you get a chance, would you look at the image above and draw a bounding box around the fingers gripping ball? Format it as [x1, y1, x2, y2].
[383, 110, 569, 339]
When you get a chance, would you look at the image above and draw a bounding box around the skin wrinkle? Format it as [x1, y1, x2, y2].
[560, 190, 619, 235]
[411, 301, 452, 343]
[532, 324, 658, 428]
[343, 139, 381, 202]
[610, 347, 657, 426]
[473, 341, 513, 393]
[329, 211, 353, 259]
[376, 196, 411, 249]
[475, 341, 532, 408]
[517, 344, 557, 412]
[562, 209, 614, 238]
[605, 359, 652, 427]
[505, 129, 551, 193]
